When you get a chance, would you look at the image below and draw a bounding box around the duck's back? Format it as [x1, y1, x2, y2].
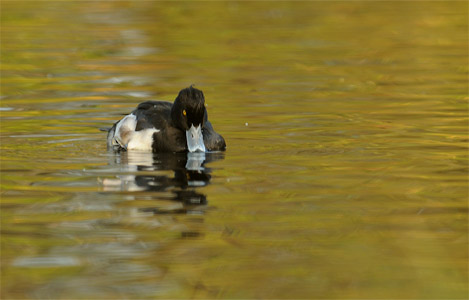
[132, 101, 187, 152]
[132, 101, 173, 131]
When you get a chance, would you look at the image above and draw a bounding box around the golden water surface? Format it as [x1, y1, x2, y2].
[1, 1, 468, 299]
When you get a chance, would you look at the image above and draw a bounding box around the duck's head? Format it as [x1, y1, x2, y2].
[171, 86, 207, 152]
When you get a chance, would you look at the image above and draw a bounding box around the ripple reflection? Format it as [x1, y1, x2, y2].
[104, 151, 224, 214]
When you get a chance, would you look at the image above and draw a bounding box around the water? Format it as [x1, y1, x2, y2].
[1, 1, 468, 299]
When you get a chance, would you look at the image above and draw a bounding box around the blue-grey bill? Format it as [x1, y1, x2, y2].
[186, 124, 206, 153]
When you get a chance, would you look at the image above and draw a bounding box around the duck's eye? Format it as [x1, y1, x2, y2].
[183, 109, 187, 116]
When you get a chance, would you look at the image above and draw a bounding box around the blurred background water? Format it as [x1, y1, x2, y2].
[1, 1, 468, 299]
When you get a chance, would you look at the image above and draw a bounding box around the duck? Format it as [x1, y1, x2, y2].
[107, 86, 226, 153]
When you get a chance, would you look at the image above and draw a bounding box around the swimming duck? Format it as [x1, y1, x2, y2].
[107, 86, 226, 152]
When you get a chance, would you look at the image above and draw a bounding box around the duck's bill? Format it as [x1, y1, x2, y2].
[186, 124, 206, 153]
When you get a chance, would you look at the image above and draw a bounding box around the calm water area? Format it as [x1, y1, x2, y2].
[1, 1, 468, 299]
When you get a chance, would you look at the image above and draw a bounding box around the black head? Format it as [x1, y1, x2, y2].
[171, 86, 206, 131]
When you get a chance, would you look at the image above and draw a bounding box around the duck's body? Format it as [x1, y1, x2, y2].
[107, 87, 226, 153]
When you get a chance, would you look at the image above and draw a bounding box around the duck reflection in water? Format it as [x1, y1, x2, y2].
[103, 151, 224, 214]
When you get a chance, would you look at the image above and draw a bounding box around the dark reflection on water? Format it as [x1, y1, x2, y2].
[104, 151, 224, 213]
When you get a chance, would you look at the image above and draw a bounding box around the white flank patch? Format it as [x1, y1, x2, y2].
[113, 114, 159, 151]
[126, 127, 158, 151]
